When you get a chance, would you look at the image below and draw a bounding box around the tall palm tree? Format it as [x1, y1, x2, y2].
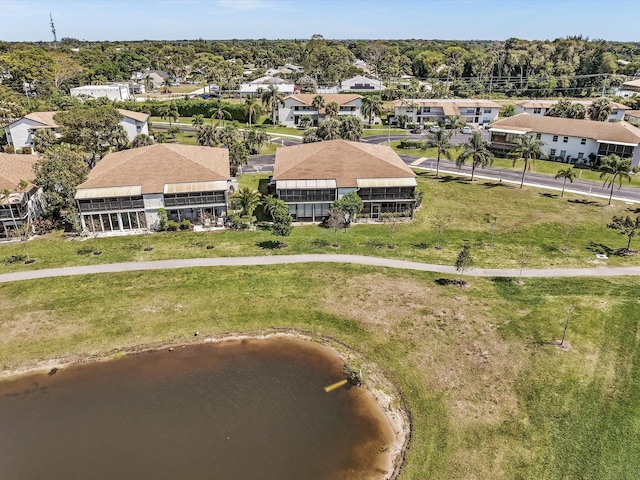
[555, 168, 577, 198]
[244, 97, 261, 126]
[132, 134, 154, 148]
[143, 74, 154, 93]
[422, 129, 454, 178]
[456, 131, 494, 182]
[361, 95, 382, 126]
[446, 115, 466, 134]
[588, 97, 612, 122]
[210, 100, 232, 127]
[232, 187, 262, 216]
[312, 94, 325, 124]
[196, 124, 219, 147]
[161, 78, 173, 94]
[599, 154, 631, 205]
[338, 116, 363, 141]
[109, 124, 130, 151]
[191, 114, 205, 131]
[261, 85, 284, 125]
[262, 195, 288, 220]
[159, 103, 179, 127]
[509, 134, 546, 188]
[325, 101, 339, 119]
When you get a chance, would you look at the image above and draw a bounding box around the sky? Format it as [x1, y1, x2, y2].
[2, 0, 640, 42]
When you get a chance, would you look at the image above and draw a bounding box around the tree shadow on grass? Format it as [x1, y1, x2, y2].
[257, 240, 282, 250]
[627, 207, 640, 214]
[586, 241, 614, 256]
[568, 198, 603, 206]
[539, 192, 559, 199]
[482, 181, 514, 189]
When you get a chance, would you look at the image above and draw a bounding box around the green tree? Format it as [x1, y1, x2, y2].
[271, 209, 293, 247]
[501, 104, 516, 117]
[546, 99, 586, 119]
[261, 84, 284, 125]
[197, 124, 219, 147]
[607, 215, 640, 251]
[110, 124, 130, 151]
[446, 115, 466, 133]
[509, 133, 546, 188]
[32, 128, 58, 153]
[191, 114, 205, 131]
[243, 97, 262, 126]
[244, 126, 269, 154]
[210, 100, 232, 127]
[338, 116, 363, 141]
[316, 118, 341, 141]
[333, 191, 364, 226]
[312, 94, 326, 123]
[159, 102, 179, 127]
[228, 140, 250, 176]
[262, 195, 288, 221]
[555, 167, 577, 197]
[231, 187, 262, 217]
[33, 144, 88, 218]
[422, 129, 454, 178]
[325, 101, 339, 119]
[588, 97, 612, 122]
[361, 95, 382, 126]
[456, 131, 494, 182]
[54, 102, 123, 168]
[131, 134, 154, 148]
[455, 245, 473, 282]
[599, 154, 631, 205]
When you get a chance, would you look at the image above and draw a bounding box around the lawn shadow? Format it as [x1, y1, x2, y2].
[627, 207, 640, 214]
[568, 198, 602, 206]
[257, 240, 282, 250]
[586, 241, 614, 255]
[539, 192, 559, 199]
[258, 178, 270, 195]
[482, 181, 514, 189]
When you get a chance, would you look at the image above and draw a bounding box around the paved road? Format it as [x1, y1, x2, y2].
[1, 254, 640, 284]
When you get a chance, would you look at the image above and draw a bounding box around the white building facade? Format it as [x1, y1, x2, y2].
[393, 99, 501, 126]
[514, 100, 629, 122]
[70, 84, 131, 101]
[278, 94, 365, 127]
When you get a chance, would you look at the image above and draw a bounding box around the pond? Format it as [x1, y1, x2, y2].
[0, 337, 398, 480]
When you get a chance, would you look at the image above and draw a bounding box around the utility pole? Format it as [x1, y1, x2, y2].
[50, 13, 57, 49]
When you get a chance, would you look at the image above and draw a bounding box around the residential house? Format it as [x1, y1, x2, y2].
[272, 140, 417, 222]
[393, 99, 501, 126]
[239, 76, 296, 98]
[514, 100, 630, 122]
[0, 154, 46, 238]
[5, 110, 149, 153]
[265, 64, 304, 76]
[489, 113, 640, 166]
[339, 75, 385, 92]
[625, 110, 640, 124]
[70, 83, 131, 101]
[616, 78, 640, 97]
[278, 94, 365, 127]
[75, 144, 235, 234]
[130, 69, 171, 90]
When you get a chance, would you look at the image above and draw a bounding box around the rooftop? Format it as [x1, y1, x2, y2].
[514, 99, 630, 110]
[0, 154, 37, 194]
[274, 140, 415, 188]
[19, 109, 149, 128]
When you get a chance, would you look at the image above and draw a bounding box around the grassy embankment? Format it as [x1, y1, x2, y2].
[1, 265, 638, 479]
[1, 171, 639, 275]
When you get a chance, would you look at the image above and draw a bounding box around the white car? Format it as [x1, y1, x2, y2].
[461, 126, 472, 134]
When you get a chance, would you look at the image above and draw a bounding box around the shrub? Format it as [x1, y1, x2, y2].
[166, 221, 179, 231]
[228, 214, 254, 230]
[364, 239, 386, 249]
[32, 218, 55, 235]
[311, 238, 330, 248]
[3, 145, 15, 154]
[415, 190, 424, 209]
[179, 219, 191, 231]
[4, 254, 27, 265]
[22, 146, 32, 155]
[399, 139, 423, 150]
[157, 208, 168, 231]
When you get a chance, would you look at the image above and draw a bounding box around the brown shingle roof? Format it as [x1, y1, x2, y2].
[393, 99, 502, 109]
[77, 144, 230, 194]
[490, 113, 640, 145]
[24, 112, 58, 127]
[284, 93, 361, 107]
[0, 154, 37, 191]
[514, 100, 630, 110]
[117, 109, 149, 123]
[273, 140, 415, 188]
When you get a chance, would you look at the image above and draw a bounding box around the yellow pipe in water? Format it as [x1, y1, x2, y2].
[324, 379, 348, 393]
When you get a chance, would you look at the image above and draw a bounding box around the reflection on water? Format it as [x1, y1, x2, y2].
[0, 337, 395, 480]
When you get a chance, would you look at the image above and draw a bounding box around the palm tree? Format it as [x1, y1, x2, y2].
[446, 115, 466, 134]
[361, 95, 382, 126]
[191, 114, 205, 131]
[555, 168, 577, 198]
[422, 129, 454, 178]
[210, 100, 231, 127]
[599, 154, 631, 205]
[456, 131, 494, 182]
[244, 97, 261, 126]
[316, 119, 341, 141]
[338, 116, 364, 141]
[161, 77, 173, 94]
[261, 85, 284, 125]
[588, 97, 612, 122]
[262, 195, 288, 220]
[325, 101, 339, 119]
[110, 124, 130, 151]
[228, 141, 250, 176]
[197, 124, 219, 147]
[143, 74, 154, 93]
[509, 134, 546, 188]
[32, 128, 57, 153]
[131, 134, 154, 148]
[312, 94, 325, 124]
[159, 103, 179, 127]
[232, 187, 262, 216]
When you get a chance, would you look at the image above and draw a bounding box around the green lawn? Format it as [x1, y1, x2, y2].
[2, 172, 639, 275]
[1, 265, 639, 479]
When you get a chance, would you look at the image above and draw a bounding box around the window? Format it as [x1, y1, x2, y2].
[483, 108, 492, 113]
[612, 110, 618, 115]
[580, 138, 586, 145]
[535, 133, 542, 140]
[533, 108, 541, 114]
[578, 152, 584, 159]
[563, 136, 568, 143]
[550, 149, 556, 156]
[552, 135, 558, 142]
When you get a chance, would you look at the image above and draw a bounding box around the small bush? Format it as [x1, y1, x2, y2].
[4, 254, 27, 265]
[179, 219, 191, 231]
[364, 239, 386, 249]
[3, 145, 15, 154]
[311, 238, 330, 248]
[22, 146, 32, 155]
[33, 218, 54, 235]
[166, 221, 179, 231]
[76, 245, 94, 256]
[399, 139, 423, 150]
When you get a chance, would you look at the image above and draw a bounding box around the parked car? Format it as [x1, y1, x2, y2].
[429, 125, 441, 133]
[411, 126, 422, 134]
[461, 126, 472, 134]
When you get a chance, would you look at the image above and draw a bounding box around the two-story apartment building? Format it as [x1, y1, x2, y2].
[393, 99, 501, 126]
[0, 154, 46, 238]
[339, 75, 385, 92]
[489, 113, 640, 166]
[5, 109, 149, 153]
[514, 100, 630, 122]
[75, 144, 234, 234]
[278, 94, 365, 127]
[70, 83, 132, 101]
[239, 76, 296, 98]
[272, 140, 417, 222]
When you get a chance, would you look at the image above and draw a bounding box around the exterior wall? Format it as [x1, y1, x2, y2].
[120, 117, 148, 140]
[6, 118, 55, 151]
[0, 188, 46, 237]
[394, 105, 499, 126]
[340, 77, 385, 91]
[70, 85, 130, 101]
[516, 104, 627, 122]
[143, 193, 165, 229]
[279, 98, 364, 127]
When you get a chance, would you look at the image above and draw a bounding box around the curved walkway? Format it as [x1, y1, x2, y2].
[1, 254, 640, 284]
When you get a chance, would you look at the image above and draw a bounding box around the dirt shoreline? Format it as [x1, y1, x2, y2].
[0, 329, 411, 480]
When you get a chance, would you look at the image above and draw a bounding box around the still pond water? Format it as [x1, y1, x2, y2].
[0, 337, 395, 480]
